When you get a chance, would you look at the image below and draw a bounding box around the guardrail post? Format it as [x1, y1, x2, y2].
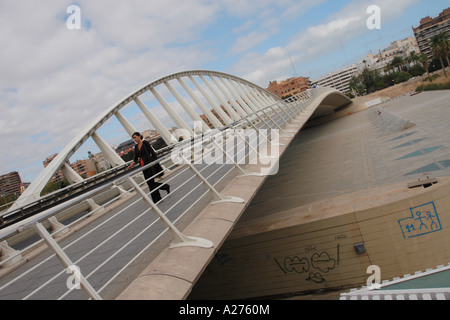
[48, 216, 69, 238]
[127, 177, 214, 248]
[210, 134, 263, 178]
[0, 240, 22, 268]
[180, 156, 245, 205]
[34, 222, 102, 300]
[268, 104, 292, 126]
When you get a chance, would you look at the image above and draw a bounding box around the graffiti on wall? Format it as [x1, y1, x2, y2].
[274, 245, 340, 283]
[398, 202, 442, 239]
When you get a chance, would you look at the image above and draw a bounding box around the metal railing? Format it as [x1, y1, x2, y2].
[0, 87, 331, 300]
[0, 145, 176, 229]
[340, 263, 450, 300]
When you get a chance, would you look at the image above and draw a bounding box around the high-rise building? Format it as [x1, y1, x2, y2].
[413, 7, 450, 60]
[312, 65, 358, 94]
[267, 76, 311, 99]
[0, 171, 24, 198]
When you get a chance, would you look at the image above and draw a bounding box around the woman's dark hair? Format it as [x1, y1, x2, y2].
[132, 132, 143, 138]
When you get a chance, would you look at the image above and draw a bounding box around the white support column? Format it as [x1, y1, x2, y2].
[115, 111, 136, 136]
[210, 76, 247, 118]
[219, 76, 253, 115]
[264, 92, 279, 105]
[61, 163, 84, 184]
[228, 80, 258, 114]
[150, 87, 194, 137]
[202, 75, 241, 121]
[177, 77, 223, 129]
[91, 132, 126, 167]
[248, 86, 270, 108]
[0, 241, 22, 268]
[34, 223, 102, 300]
[258, 90, 275, 107]
[164, 80, 210, 132]
[189, 75, 234, 125]
[128, 177, 213, 249]
[236, 82, 261, 111]
[134, 96, 174, 145]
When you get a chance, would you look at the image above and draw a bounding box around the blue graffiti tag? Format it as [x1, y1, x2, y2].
[398, 202, 442, 239]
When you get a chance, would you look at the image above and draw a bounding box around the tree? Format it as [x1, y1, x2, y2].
[431, 32, 448, 78]
[361, 67, 379, 94]
[391, 56, 405, 72]
[408, 64, 426, 77]
[435, 32, 450, 68]
[408, 51, 420, 66]
[419, 53, 430, 77]
[349, 76, 365, 96]
[41, 178, 70, 196]
[395, 71, 412, 83]
[383, 63, 394, 75]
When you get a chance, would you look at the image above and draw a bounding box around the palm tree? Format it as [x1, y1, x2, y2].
[409, 51, 419, 66]
[391, 56, 405, 72]
[431, 32, 448, 77]
[439, 32, 450, 68]
[419, 53, 430, 77]
[383, 63, 393, 75]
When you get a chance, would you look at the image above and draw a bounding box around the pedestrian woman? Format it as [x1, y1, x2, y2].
[127, 132, 170, 203]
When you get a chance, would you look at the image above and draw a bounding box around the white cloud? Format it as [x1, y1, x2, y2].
[0, 0, 223, 182]
[233, 0, 420, 85]
[79, 0, 221, 50]
[0, 0, 428, 184]
[231, 31, 269, 55]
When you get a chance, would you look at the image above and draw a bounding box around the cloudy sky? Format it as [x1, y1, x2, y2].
[0, 0, 447, 184]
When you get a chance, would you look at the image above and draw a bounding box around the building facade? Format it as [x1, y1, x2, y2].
[70, 159, 97, 178]
[0, 171, 24, 198]
[312, 64, 357, 94]
[361, 36, 421, 75]
[267, 76, 311, 99]
[44, 153, 97, 182]
[413, 7, 450, 60]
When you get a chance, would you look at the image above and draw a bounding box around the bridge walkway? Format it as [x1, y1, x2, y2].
[0, 87, 349, 300]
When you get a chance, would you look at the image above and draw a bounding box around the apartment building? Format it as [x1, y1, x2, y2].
[267, 76, 311, 99]
[71, 159, 97, 178]
[413, 7, 450, 60]
[44, 153, 97, 182]
[312, 64, 357, 94]
[0, 171, 24, 198]
[362, 36, 420, 74]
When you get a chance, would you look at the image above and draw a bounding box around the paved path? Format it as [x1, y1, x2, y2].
[0, 101, 299, 300]
[4, 90, 447, 300]
[239, 90, 450, 223]
[0, 162, 236, 300]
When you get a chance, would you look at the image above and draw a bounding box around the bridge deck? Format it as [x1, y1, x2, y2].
[1, 88, 347, 300]
[5, 89, 448, 300]
[188, 90, 450, 300]
[116, 97, 322, 299]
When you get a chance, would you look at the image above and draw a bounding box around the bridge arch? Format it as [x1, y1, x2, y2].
[9, 70, 284, 212]
[1, 73, 355, 299]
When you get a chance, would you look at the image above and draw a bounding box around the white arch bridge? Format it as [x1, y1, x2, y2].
[0, 70, 351, 300]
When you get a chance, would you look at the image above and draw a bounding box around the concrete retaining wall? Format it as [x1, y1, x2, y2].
[189, 177, 450, 299]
